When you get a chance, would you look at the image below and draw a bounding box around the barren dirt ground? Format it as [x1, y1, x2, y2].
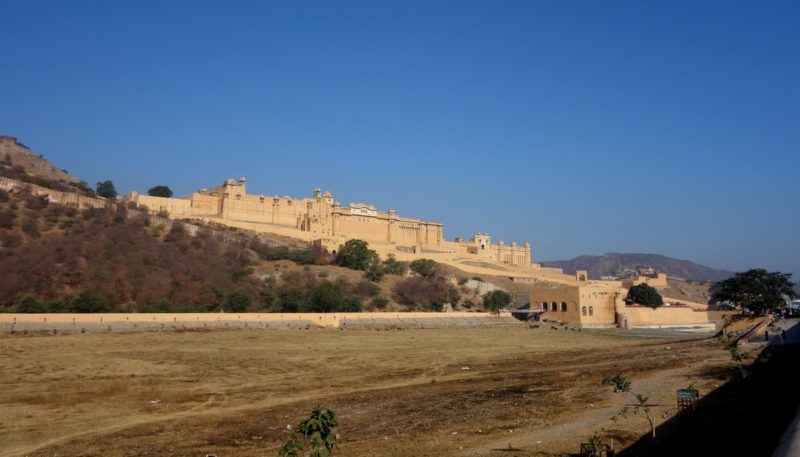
[0, 326, 737, 456]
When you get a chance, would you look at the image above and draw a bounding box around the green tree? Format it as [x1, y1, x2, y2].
[276, 288, 305, 312]
[712, 269, 796, 314]
[278, 405, 338, 457]
[483, 290, 513, 314]
[152, 299, 173, 313]
[308, 282, 344, 312]
[409, 258, 438, 278]
[626, 284, 664, 308]
[69, 290, 111, 313]
[46, 299, 68, 313]
[147, 185, 173, 198]
[223, 292, 251, 312]
[335, 239, 377, 271]
[95, 180, 117, 199]
[16, 294, 44, 313]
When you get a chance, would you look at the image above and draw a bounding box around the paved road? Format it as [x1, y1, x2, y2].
[756, 318, 800, 346]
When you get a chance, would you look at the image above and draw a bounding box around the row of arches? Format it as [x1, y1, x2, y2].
[540, 301, 594, 316]
[542, 301, 567, 312]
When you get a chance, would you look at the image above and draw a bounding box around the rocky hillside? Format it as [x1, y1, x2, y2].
[0, 185, 475, 313]
[542, 253, 734, 283]
[0, 136, 93, 195]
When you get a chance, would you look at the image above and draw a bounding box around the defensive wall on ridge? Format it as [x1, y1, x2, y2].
[0, 176, 107, 209]
[127, 177, 533, 268]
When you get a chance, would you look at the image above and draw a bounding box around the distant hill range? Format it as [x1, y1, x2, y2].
[541, 253, 735, 283]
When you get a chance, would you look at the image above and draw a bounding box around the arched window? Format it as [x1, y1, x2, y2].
[582, 306, 587, 316]
[542, 302, 548, 311]
[551, 302, 558, 312]
[588, 306, 594, 316]
[561, 302, 567, 312]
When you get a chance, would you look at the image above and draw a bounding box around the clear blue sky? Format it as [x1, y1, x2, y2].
[1, 1, 798, 278]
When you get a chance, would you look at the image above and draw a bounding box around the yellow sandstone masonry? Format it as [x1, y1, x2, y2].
[0, 174, 720, 329]
[128, 177, 533, 267]
[0, 311, 512, 330]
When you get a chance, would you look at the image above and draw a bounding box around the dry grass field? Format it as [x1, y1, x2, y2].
[0, 326, 738, 456]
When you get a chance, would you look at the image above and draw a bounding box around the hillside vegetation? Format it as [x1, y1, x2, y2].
[0, 187, 493, 313]
[0, 138, 94, 195]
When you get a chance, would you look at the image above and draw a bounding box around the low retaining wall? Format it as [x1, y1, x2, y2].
[736, 316, 774, 347]
[625, 306, 725, 327]
[629, 323, 717, 332]
[0, 311, 515, 332]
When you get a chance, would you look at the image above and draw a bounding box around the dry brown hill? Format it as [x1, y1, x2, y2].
[0, 185, 480, 313]
[542, 252, 734, 283]
[0, 135, 94, 195]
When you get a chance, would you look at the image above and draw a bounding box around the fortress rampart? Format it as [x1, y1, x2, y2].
[128, 177, 533, 268]
[0, 176, 106, 209]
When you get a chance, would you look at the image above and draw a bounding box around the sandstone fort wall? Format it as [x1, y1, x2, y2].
[0, 176, 106, 209]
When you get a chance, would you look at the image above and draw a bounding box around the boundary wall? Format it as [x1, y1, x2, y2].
[0, 176, 106, 209]
[0, 311, 514, 332]
[626, 306, 734, 328]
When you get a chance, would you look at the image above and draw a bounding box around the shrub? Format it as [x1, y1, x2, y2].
[223, 292, 251, 312]
[626, 284, 663, 308]
[364, 263, 384, 282]
[69, 290, 111, 313]
[275, 288, 305, 312]
[355, 280, 381, 298]
[381, 255, 408, 276]
[279, 405, 338, 457]
[340, 296, 363, 312]
[0, 209, 15, 229]
[372, 296, 389, 309]
[392, 276, 460, 311]
[16, 294, 44, 313]
[21, 218, 40, 237]
[197, 284, 224, 311]
[335, 239, 377, 271]
[46, 299, 68, 313]
[409, 258, 439, 278]
[152, 299, 173, 313]
[1, 232, 22, 248]
[308, 282, 344, 313]
[231, 266, 255, 282]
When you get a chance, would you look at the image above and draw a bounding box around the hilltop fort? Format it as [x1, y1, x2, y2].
[127, 177, 533, 269]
